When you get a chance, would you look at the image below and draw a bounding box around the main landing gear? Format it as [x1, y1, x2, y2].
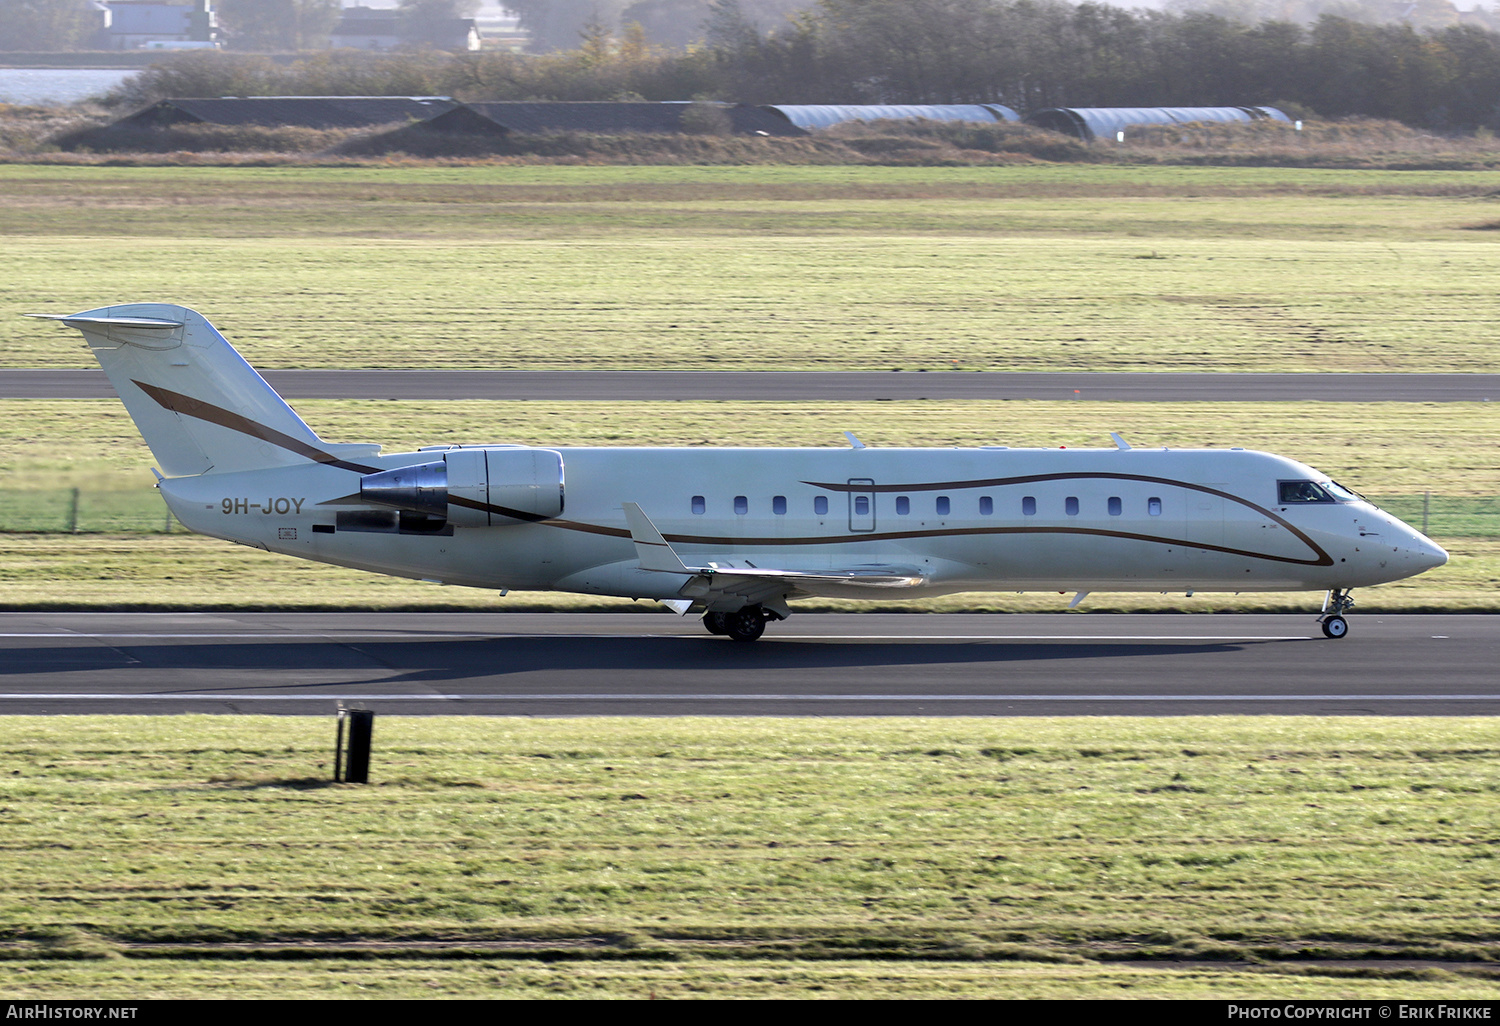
[1319, 588, 1355, 639]
[702, 605, 776, 642]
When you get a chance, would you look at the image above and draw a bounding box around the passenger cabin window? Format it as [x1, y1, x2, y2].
[979, 496, 993, 516]
[772, 496, 787, 515]
[1148, 497, 1162, 516]
[1279, 480, 1335, 504]
[896, 496, 910, 515]
[1108, 496, 1122, 516]
[814, 496, 828, 515]
[691, 495, 705, 515]
[1065, 497, 1079, 516]
[854, 496, 870, 516]
[1022, 496, 1036, 516]
[936, 496, 950, 516]
[734, 495, 748, 515]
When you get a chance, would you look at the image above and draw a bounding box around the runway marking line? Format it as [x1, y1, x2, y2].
[0, 633, 1311, 642]
[0, 693, 1492, 703]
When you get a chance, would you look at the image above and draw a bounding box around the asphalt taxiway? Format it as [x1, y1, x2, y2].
[4, 370, 1497, 402]
[1, 612, 1492, 716]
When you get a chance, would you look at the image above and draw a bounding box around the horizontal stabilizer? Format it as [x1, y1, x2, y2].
[27, 314, 184, 330]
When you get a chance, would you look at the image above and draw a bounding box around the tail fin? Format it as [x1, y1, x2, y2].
[32, 303, 377, 477]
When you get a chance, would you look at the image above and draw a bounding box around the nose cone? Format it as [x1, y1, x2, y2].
[1351, 510, 1449, 584]
[1386, 519, 1448, 579]
[1411, 534, 1449, 573]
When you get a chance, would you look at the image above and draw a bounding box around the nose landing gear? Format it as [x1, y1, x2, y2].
[1319, 589, 1354, 639]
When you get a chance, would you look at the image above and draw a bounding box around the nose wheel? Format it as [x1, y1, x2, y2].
[1318, 589, 1354, 639]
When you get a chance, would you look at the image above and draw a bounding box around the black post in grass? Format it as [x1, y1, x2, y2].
[335, 708, 375, 783]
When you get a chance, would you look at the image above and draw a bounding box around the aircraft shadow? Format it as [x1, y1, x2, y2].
[0, 635, 1299, 693]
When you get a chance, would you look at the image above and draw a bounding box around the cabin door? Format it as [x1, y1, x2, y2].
[847, 479, 876, 533]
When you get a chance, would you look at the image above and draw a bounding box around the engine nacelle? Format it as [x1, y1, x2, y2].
[445, 447, 564, 526]
[359, 448, 565, 526]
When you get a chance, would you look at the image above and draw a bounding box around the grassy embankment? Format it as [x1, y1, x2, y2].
[12, 102, 1500, 170]
[2, 716, 1500, 999]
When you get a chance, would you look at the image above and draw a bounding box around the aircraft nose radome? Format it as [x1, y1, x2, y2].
[1414, 535, 1449, 571]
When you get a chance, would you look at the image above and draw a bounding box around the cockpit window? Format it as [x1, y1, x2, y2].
[1279, 480, 1335, 504]
[1324, 480, 1363, 502]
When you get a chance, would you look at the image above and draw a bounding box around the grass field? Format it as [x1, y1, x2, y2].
[2, 716, 1499, 999]
[4, 398, 1496, 491]
[6, 164, 1500, 372]
[0, 397, 1490, 611]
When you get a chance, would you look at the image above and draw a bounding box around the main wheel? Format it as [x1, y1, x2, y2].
[703, 611, 730, 636]
[725, 606, 767, 642]
[1321, 615, 1348, 639]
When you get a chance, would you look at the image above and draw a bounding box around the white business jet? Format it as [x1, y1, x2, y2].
[33, 304, 1447, 641]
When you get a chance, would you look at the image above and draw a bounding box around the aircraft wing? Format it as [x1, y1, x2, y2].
[622, 502, 927, 614]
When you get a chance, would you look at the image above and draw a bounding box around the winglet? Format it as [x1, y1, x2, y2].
[622, 502, 692, 574]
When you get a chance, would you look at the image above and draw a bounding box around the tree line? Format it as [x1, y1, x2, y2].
[696, 0, 1500, 130]
[9, 0, 1500, 132]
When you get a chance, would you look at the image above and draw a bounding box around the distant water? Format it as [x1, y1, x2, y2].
[0, 69, 136, 105]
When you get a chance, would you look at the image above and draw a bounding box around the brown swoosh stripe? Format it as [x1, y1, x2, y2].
[478, 518, 1331, 567]
[803, 470, 1332, 567]
[649, 524, 1331, 567]
[448, 493, 552, 524]
[134, 380, 382, 474]
[136, 380, 555, 523]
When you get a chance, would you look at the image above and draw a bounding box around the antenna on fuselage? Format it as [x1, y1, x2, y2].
[843, 431, 867, 450]
[1110, 432, 1132, 450]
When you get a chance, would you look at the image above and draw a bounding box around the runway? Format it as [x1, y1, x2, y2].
[1, 612, 1493, 716]
[4, 370, 1497, 402]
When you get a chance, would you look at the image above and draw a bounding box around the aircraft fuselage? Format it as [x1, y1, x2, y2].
[159, 444, 1445, 602]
